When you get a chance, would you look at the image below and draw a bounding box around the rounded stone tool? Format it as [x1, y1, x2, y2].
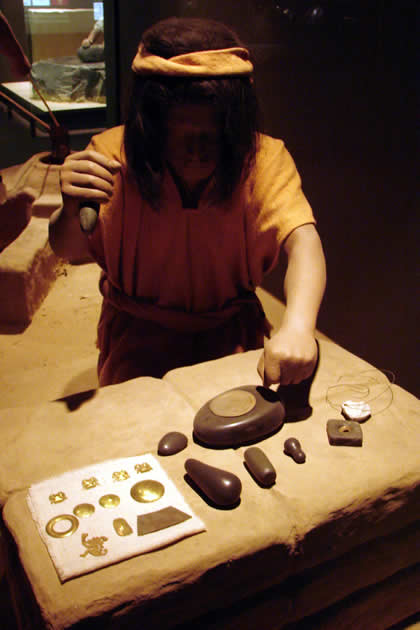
[158, 431, 188, 456]
[284, 437, 306, 463]
[185, 458, 242, 507]
[79, 201, 99, 233]
[244, 447, 276, 486]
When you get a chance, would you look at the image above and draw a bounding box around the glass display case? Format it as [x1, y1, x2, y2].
[0, 1, 106, 134]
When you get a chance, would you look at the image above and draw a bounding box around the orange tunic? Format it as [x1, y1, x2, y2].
[87, 127, 315, 385]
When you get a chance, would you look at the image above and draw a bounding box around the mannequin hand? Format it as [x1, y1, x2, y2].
[60, 150, 121, 211]
[0, 189, 35, 250]
[257, 326, 318, 386]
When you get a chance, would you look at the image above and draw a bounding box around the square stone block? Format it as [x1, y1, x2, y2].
[0, 217, 60, 328]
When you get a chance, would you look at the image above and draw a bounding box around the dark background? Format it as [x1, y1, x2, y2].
[0, 0, 418, 397]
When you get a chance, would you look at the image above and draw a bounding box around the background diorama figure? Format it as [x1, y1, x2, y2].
[49, 17, 326, 389]
[77, 19, 105, 63]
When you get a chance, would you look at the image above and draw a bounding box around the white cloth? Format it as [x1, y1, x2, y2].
[27, 454, 205, 582]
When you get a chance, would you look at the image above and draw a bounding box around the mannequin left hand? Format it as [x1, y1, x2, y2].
[257, 325, 318, 386]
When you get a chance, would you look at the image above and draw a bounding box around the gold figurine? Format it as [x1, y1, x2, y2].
[49, 491, 67, 504]
[80, 533, 108, 557]
[112, 470, 130, 482]
[82, 477, 100, 490]
[135, 462, 152, 474]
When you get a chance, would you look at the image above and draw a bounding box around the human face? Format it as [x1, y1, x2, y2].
[165, 104, 220, 189]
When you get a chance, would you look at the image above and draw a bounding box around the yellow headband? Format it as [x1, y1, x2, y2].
[131, 45, 253, 77]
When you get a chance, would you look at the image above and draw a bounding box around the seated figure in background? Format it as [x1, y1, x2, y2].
[77, 19, 105, 63]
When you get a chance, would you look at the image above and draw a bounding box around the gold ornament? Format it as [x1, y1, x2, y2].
[45, 514, 79, 538]
[73, 503, 95, 518]
[113, 518, 133, 536]
[80, 533, 108, 557]
[99, 494, 120, 508]
[135, 462, 152, 473]
[130, 480, 165, 503]
[82, 477, 100, 490]
[112, 470, 130, 482]
[49, 491, 67, 504]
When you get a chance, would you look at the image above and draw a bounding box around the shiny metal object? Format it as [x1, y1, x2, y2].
[73, 503, 95, 518]
[112, 470, 130, 482]
[130, 480, 165, 503]
[80, 533, 108, 557]
[99, 494, 120, 508]
[82, 477, 100, 490]
[113, 518, 133, 536]
[137, 506, 191, 535]
[46, 514, 79, 538]
[135, 462, 152, 473]
[49, 491, 67, 504]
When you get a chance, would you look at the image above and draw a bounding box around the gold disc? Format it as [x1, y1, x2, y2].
[99, 494, 120, 508]
[46, 514, 79, 538]
[209, 389, 256, 417]
[130, 480, 165, 503]
[73, 503, 95, 518]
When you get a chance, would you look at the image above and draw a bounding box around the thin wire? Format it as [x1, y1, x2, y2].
[326, 369, 395, 416]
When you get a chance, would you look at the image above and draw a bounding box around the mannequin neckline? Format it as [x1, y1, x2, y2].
[166, 162, 214, 209]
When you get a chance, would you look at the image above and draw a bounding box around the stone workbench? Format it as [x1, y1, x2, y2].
[1, 338, 419, 629]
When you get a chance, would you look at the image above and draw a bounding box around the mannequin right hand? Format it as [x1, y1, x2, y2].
[60, 150, 121, 212]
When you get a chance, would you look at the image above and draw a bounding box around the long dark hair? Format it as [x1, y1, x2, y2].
[123, 17, 259, 208]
